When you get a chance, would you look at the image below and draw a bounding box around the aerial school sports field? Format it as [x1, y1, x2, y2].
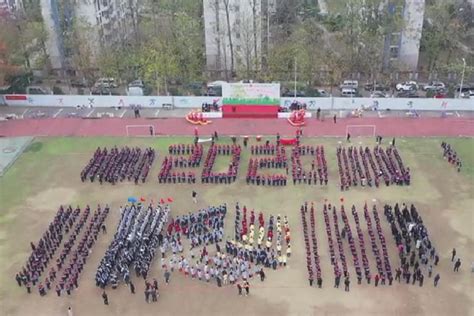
[0, 86, 473, 316]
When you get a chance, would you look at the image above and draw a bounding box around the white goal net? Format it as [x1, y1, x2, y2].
[125, 125, 155, 137]
[345, 125, 376, 137]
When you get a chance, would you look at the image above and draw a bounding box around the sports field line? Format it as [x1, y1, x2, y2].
[53, 108, 63, 118]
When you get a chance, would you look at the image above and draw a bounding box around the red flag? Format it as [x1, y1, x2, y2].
[160, 198, 165, 204]
[167, 197, 174, 203]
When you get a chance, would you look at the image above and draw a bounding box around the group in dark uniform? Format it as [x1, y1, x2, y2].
[441, 142, 462, 172]
[17, 205, 110, 296]
[81, 147, 155, 184]
[95, 204, 170, 290]
[384, 203, 439, 287]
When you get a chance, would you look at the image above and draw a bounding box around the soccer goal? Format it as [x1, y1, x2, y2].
[345, 125, 376, 137]
[125, 125, 155, 137]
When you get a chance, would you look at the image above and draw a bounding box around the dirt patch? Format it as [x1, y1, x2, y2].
[27, 188, 77, 211]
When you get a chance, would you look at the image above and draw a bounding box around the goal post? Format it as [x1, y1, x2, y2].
[345, 125, 376, 137]
[125, 125, 155, 137]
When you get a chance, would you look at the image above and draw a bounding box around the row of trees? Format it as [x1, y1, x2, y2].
[1, 0, 472, 92]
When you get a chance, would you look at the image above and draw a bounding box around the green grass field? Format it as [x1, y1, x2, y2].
[0, 136, 473, 316]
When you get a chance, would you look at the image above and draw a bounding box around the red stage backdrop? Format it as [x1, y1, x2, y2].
[222, 83, 280, 118]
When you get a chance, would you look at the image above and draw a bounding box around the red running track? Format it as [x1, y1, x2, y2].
[0, 117, 473, 137]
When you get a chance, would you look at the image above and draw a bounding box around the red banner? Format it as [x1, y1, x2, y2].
[280, 138, 297, 146]
[5, 95, 27, 100]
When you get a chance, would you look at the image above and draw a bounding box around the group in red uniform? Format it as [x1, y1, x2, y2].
[336, 145, 411, 191]
[201, 144, 241, 184]
[81, 147, 155, 184]
[300, 202, 322, 288]
[247, 144, 288, 186]
[291, 145, 328, 185]
[158, 144, 203, 183]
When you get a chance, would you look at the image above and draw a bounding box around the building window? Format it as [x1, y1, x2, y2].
[390, 46, 399, 59]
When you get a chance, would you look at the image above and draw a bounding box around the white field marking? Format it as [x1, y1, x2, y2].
[455, 111, 461, 117]
[155, 109, 161, 117]
[21, 109, 29, 118]
[120, 110, 127, 118]
[86, 109, 95, 117]
[53, 108, 63, 118]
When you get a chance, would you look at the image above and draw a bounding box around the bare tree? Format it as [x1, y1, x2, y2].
[250, 0, 259, 71]
[222, 0, 235, 77]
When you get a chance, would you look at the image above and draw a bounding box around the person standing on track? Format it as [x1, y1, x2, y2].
[192, 191, 198, 204]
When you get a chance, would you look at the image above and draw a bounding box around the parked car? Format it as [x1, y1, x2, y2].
[95, 78, 118, 88]
[91, 87, 119, 95]
[207, 80, 227, 88]
[339, 80, 359, 90]
[70, 78, 89, 88]
[370, 91, 387, 98]
[341, 88, 358, 97]
[460, 90, 474, 98]
[423, 81, 445, 91]
[282, 90, 306, 97]
[396, 81, 418, 91]
[128, 80, 144, 88]
[433, 91, 447, 99]
[396, 90, 419, 98]
[26, 86, 50, 95]
[317, 89, 328, 97]
[364, 82, 389, 91]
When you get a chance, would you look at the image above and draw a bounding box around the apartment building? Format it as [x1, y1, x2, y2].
[203, 0, 276, 78]
[41, 0, 139, 74]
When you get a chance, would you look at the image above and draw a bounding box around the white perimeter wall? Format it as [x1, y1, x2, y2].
[2, 95, 473, 111]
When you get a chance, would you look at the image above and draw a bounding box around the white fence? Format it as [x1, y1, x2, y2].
[2, 94, 473, 111]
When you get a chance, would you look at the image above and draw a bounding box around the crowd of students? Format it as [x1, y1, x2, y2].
[81, 147, 155, 184]
[336, 145, 411, 191]
[95, 204, 169, 289]
[246, 144, 288, 186]
[441, 142, 462, 172]
[364, 204, 393, 284]
[16, 205, 109, 296]
[384, 203, 440, 287]
[201, 144, 241, 184]
[301, 203, 322, 288]
[165, 204, 226, 250]
[159, 144, 203, 183]
[291, 146, 328, 185]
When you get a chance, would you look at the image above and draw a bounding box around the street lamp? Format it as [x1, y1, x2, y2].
[459, 58, 466, 98]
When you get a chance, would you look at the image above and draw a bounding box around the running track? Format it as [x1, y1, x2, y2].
[0, 117, 473, 137]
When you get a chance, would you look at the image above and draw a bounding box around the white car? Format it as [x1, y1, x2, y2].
[396, 81, 418, 91]
[461, 90, 474, 98]
[423, 81, 445, 91]
[339, 80, 359, 90]
[370, 91, 387, 98]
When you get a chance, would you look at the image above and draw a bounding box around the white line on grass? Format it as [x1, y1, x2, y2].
[53, 108, 63, 118]
[155, 109, 160, 117]
[120, 110, 127, 118]
[21, 109, 29, 118]
[86, 109, 95, 117]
